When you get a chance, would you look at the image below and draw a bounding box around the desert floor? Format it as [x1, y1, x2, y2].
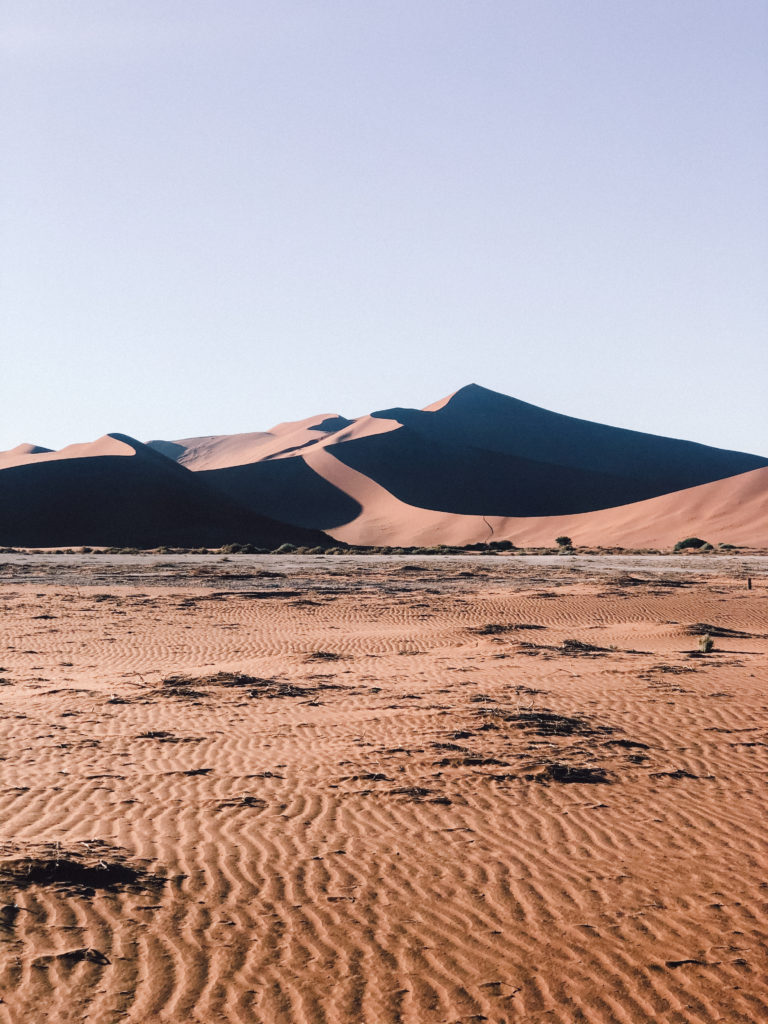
[0, 553, 766, 1024]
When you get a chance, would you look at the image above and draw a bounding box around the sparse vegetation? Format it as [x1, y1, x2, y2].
[0, 841, 165, 892]
[699, 634, 714, 654]
[505, 709, 602, 736]
[684, 623, 753, 638]
[560, 638, 611, 655]
[305, 650, 343, 662]
[527, 763, 613, 785]
[673, 537, 708, 551]
[157, 670, 341, 699]
[471, 623, 544, 635]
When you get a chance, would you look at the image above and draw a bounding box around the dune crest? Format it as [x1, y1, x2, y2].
[155, 384, 768, 548]
[0, 433, 330, 548]
[3, 385, 767, 547]
[315, 459, 768, 548]
[4, 442, 53, 456]
[0, 434, 134, 471]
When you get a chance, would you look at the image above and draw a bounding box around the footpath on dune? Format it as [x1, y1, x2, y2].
[303, 446, 768, 549]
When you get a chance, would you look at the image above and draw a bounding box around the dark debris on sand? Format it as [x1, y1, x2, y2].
[0, 840, 167, 894]
[157, 670, 344, 700]
[525, 762, 613, 784]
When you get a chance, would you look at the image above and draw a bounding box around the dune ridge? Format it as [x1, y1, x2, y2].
[307, 452, 768, 549]
[3, 384, 767, 548]
[160, 384, 768, 548]
[0, 434, 330, 548]
[0, 435, 134, 471]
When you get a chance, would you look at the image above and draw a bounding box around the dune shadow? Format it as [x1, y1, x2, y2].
[201, 456, 361, 530]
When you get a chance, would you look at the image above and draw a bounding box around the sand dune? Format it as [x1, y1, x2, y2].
[148, 414, 358, 471]
[308, 453, 768, 549]
[4, 384, 766, 548]
[189, 416, 403, 531]
[328, 384, 767, 515]
[153, 384, 768, 547]
[504, 464, 768, 549]
[0, 435, 132, 471]
[0, 443, 53, 459]
[0, 434, 330, 549]
[0, 553, 766, 1023]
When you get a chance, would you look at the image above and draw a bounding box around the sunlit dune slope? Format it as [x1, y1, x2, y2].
[5, 384, 765, 547]
[158, 384, 767, 545]
[312, 455, 768, 548]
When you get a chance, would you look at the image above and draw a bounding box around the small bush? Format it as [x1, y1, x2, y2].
[555, 536, 573, 548]
[673, 537, 708, 551]
[698, 634, 714, 654]
[272, 543, 297, 554]
[306, 650, 342, 661]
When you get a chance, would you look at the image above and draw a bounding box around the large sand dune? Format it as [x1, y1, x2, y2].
[310, 452, 768, 549]
[0, 435, 131, 471]
[329, 384, 766, 515]
[0, 553, 766, 1023]
[0, 434, 330, 549]
[3, 384, 766, 548]
[154, 384, 768, 548]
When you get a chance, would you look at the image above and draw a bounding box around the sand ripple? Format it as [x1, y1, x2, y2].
[0, 558, 766, 1022]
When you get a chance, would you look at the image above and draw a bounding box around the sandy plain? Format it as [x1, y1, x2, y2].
[0, 553, 766, 1024]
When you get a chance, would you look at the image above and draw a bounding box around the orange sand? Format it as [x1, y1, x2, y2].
[0, 555, 766, 1023]
[0, 435, 134, 471]
[313, 456, 768, 549]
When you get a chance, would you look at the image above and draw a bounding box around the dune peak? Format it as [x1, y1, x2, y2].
[422, 382, 506, 413]
[8, 443, 54, 456]
[4, 383, 767, 548]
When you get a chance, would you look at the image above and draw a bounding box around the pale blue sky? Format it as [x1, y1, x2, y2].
[2, 1, 766, 454]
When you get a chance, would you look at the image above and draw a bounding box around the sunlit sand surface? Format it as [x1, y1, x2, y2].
[1, 554, 766, 1023]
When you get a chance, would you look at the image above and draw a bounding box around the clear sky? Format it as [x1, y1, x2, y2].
[2, 1, 767, 455]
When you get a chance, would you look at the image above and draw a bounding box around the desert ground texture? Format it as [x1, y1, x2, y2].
[0, 553, 767, 1024]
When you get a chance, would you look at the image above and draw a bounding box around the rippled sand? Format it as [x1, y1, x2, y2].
[0, 555, 766, 1023]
